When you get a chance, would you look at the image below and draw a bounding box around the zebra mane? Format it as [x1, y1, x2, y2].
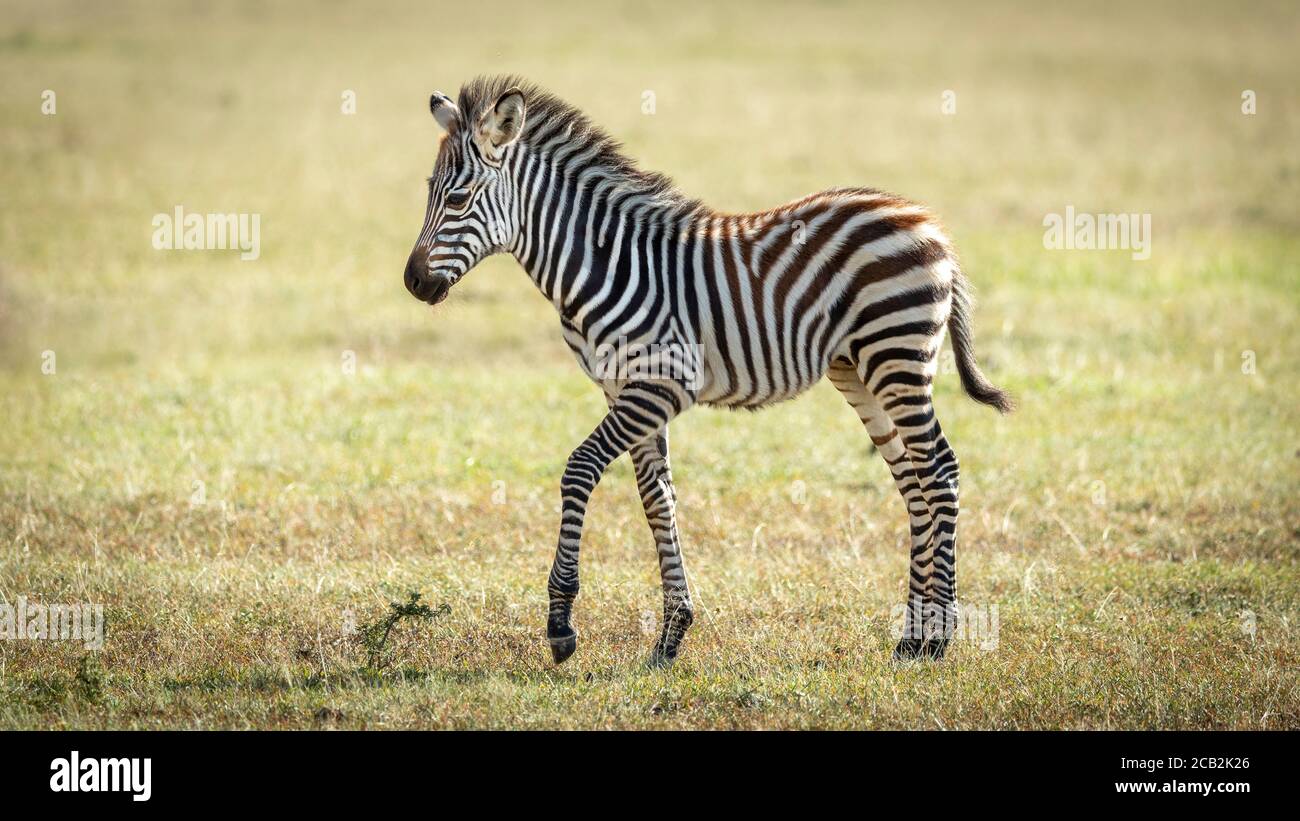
[456, 75, 699, 209]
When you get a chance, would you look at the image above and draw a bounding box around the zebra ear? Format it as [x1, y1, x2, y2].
[430, 92, 459, 131]
[476, 87, 526, 154]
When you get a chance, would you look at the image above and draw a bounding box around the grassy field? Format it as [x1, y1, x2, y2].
[1, 0, 1298, 729]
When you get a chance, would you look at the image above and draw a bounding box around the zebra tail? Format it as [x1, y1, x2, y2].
[948, 270, 1015, 414]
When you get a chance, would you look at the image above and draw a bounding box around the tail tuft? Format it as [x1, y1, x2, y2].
[948, 271, 1015, 414]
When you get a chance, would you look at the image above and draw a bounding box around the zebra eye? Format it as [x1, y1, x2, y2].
[445, 189, 471, 209]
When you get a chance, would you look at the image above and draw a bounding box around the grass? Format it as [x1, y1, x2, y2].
[0, 0, 1298, 728]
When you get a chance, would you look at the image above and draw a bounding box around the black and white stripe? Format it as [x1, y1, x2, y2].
[404, 76, 1013, 665]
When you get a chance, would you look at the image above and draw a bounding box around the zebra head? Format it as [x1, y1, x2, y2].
[404, 86, 527, 305]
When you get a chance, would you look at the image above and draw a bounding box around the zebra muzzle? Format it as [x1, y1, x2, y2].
[404, 253, 450, 305]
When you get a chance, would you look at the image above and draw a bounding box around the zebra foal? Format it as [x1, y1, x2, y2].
[403, 76, 1013, 666]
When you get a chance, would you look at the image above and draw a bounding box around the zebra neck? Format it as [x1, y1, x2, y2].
[509, 154, 703, 327]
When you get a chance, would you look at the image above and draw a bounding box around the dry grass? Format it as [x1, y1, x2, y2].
[0, 0, 1297, 728]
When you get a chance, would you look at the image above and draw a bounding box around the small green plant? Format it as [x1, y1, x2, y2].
[75, 654, 106, 704]
[355, 592, 450, 672]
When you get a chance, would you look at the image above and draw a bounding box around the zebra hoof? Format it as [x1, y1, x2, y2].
[923, 638, 949, 660]
[646, 646, 677, 669]
[548, 630, 578, 664]
[892, 637, 948, 662]
[892, 637, 926, 661]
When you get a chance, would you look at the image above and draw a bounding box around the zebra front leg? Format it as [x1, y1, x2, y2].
[547, 381, 692, 664]
[629, 430, 694, 667]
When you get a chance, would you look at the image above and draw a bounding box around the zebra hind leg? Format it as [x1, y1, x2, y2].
[628, 430, 694, 668]
[855, 352, 960, 661]
[827, 363, 930, 658]
[915, 418, 960, 659]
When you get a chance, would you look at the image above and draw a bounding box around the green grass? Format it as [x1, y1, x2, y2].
[0, 0, 1297, 728]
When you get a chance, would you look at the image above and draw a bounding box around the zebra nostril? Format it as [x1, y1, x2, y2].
[405, 248, 433, 299]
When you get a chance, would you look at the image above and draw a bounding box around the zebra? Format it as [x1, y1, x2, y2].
[403, 76, 1013, 667]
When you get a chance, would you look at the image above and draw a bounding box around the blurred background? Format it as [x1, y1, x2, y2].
[0, 0, 1296, 728]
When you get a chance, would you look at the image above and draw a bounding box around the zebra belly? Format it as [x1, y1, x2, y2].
[695, 353, 833, 409]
